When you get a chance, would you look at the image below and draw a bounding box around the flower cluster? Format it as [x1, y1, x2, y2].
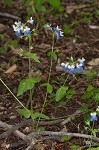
[13, 17, 34, 37]
[61, 57, 85, 74]
[46, 24, 64, 40]
[90, 106, 99, 122]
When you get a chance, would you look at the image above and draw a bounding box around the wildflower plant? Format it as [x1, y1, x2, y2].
[2, 17, 99, 140]
[84, 106, 99, 142]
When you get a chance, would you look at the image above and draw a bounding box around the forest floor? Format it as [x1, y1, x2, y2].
[0, 0, 99, 150]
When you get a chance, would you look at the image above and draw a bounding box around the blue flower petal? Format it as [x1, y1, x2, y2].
[15, 31, 21, 36]
[62, 66, 67, 71]
[90, 116, 98, 121]
[24, 30, 30, 36]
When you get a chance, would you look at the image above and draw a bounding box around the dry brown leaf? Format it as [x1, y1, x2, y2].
[35, 43, 50, 49]
[87, 58, 99, 66]
[9, 45, 21, 55]
[89, 25, 99, 30]
[66, 4, 86, 14]
[5, 64, 17, 74]
[0, 23, 7, 33]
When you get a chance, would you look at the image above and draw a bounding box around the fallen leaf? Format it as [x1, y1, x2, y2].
[87, 58, 99, 66]
[89, 25, 99, 30]
[5, 64, 17, 73]
[9, 45, 21, 55]
[0, 23, 7, 33]
[66, 4, 86, 14]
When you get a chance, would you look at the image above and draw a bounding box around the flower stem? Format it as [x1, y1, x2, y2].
[28, 35, 34, 130]
[36, 34, 55, 130]
[28, 35, 33, 110]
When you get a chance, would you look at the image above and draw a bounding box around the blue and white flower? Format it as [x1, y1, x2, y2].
[53, 26, 64, 40]
[46, 24, 52, 30]
[27, 17, 34, 25]
[13, 21, 23, 36]
[90, 112, 98, 121]
[23, 27, 31, 36]
[61, 57, 85, 74]
[78, 57, 85, 65]
[68, 64, 75, 74]
[61, 62, 69, 71]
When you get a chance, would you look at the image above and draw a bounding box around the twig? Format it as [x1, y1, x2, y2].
[0, 120, 31, 143]
[28, 131, 99, 142]
[0, 119, 63, 139]
[61, 110, 82, 125]
[0, 12, 20, 20]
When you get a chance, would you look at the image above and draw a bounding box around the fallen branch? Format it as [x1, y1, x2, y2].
[0, 120, 32, 143]
[61, 110, 81, 125]
[0, 12, 20, 20]
[0, 119, 63, 139]
[28, 131, 99, 142]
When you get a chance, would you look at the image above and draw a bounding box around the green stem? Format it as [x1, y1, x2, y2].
[63, 74, 69, 86]
[28, 35, 33, 114]
[41, 34, 54, 112]
[36, 34, 55, 130]
[28, 35, 35, 130]
[0, 78, 27, 110]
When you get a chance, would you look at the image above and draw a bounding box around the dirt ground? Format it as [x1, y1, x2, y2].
[0, 0, 99, 150]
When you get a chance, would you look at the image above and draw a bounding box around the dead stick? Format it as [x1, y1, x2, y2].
[61, 110, 81, 125]
[0, 120, 32, 143]
[0, 119, 63, 139]
[28, 131, 99, 142]
[0, 12, 20, 20]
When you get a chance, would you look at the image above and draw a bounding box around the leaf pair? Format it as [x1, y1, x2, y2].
[17, 108, 49, 120]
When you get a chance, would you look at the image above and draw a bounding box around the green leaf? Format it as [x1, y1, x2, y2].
[81, 91, 93, 100]
[3, 0, 12, 6]
[84, 114, 90, 126]
[41, 83, 53, 93]
[47, 83, 53, 93]
[55, 86, 68, 102]
[31, 112, 49, 120]
[0, 34, 4, 40]
[17, 108, 31, 118]
[25, 0, 32, 6]
[87, 147, 99, 150]
[40, 82, 48, 87]
[47, 51, 57, 60]
[66, 89, 76, 100]
[67, 89, 76, 95]
[70, 144, 80, 149]
[80, 105, 88, 112]
[9, 40, 18, 48]
[32, 77, 41, 83]
[58, 6, 64, 12]
[86, 70, 96, 79]
[30, 53, 40, 63]
[94, 93, 99, 102]
[58, 101, 66, 106]
[61, 136, 71, 141]
[87, 85, 94, 92]
[93, 88, 99, 93]
[48, 0, 60, 8]
[66, 95, 72, 100]
[17, 78, 34, 96]
[34, 0, 45, 12]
